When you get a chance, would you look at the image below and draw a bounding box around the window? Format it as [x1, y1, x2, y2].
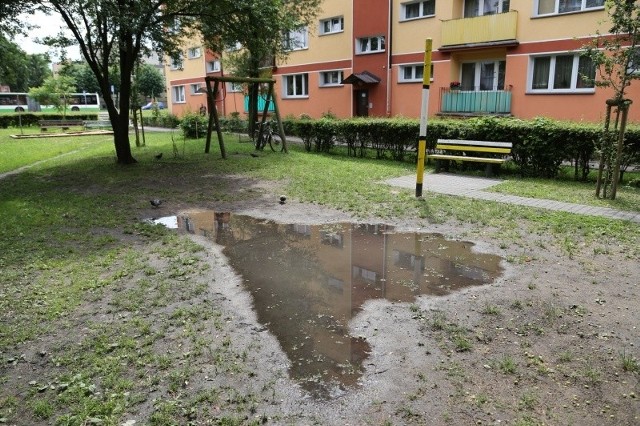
[460, 60, 505, 90]
[401, 1, 436, 20]
[399, 64, 434, 82]
[169, 54, 183, 70]
[529, 54, 595, 92]
[356, 36, 385, 54]
[207, 60, 221, 73]
[320, 70, 343, 87]
[227, 82, 243, 93]
[464, 0, 510, 17]
[536, 0, 604, 16]
[320, 16, 344, 34]
[283, 73, 309, 97]
[187, 47, 201, 59]
[190, 83, 203, 95]
[284, 27, 308, 50]
[172, 85, 185, 103]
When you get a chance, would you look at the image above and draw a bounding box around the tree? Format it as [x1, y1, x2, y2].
[582, 0, 640, 199]
[0, 35, 50, 92]
[135, 63, 165, 100]
[28, 75, 76, 116]
[59, 62, 101, 93]
[34, 0, 204, 164]
[0, 0, 36, 37]
[198, 0, 321, 134]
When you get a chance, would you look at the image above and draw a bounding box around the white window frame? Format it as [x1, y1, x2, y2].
[227, 82, 243, 93]
[459, 60, 506, 91]
[169, 54, 183, 71]
[399, 63, 434, 82]
[207, 60, 221, 73]
[190, 83, 203, 95]
[284, 27, 309, 51]
[283, 73, 309, 98]
[534, 0, 605, 16]
[527, 53, 596, 93]
[172, 85, 186, 103]
[187, 47, 201, 59]
[401, 0, 436, 21]
[356, 35, 386, 54]
[320, 16, 344, 35]
[464, 0, 510, 17]
[319, 70, 344, 87]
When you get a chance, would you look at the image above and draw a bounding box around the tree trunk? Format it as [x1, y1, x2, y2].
[610, 100, 631, 199]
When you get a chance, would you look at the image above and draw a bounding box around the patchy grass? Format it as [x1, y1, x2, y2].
[0, 127, 638, 425]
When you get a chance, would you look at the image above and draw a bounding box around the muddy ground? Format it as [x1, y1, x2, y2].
[2, 179, 639, 425]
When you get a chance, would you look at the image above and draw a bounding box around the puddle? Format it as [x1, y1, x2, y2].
[151, 211, 503, 399]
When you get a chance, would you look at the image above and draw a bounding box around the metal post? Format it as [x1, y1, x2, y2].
[415, 39, 432, 197]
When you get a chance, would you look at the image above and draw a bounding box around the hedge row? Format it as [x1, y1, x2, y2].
[0, 113, 100, 128]
[283, 116, 640, 179]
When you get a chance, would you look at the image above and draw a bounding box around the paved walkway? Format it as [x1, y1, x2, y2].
[385, 173, 640, 224]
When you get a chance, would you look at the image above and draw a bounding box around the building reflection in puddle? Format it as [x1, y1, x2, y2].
[156, 211, 503, 399]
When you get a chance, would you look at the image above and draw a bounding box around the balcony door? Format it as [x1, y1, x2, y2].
[460, 60, 506, 91]
[464, 0, 510, 17]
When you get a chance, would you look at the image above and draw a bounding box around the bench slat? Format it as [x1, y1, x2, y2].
[434, 144, 512, 154]
[428, 154, 506, 164]
[436, 139, 512, 149]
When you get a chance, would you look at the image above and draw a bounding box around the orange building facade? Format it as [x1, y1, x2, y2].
[166, 0, 640, 123]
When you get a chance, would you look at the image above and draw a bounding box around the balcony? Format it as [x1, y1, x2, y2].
[439, 88, 512, 115]
[440, 11, 518, 51]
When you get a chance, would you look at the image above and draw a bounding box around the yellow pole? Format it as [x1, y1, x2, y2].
[416, 39, 432, 197]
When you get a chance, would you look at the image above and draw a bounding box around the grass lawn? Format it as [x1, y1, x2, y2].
[0, 127, 638, 424]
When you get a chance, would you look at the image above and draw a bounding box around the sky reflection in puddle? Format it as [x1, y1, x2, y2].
[152, 211, 503, 399]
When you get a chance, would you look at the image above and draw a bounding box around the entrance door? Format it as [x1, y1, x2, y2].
[355, 90, 369, 117]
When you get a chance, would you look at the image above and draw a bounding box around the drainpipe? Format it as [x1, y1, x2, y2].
[386, 0, 392, 116]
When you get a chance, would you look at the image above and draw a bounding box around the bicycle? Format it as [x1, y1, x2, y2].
[253, 120, 282, 152]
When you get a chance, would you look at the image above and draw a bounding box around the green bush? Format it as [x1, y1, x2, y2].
[180, 112, 208, 139]
[279, 116, 640, 180]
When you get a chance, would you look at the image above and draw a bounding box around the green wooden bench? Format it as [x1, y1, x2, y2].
[39, 119, 85, 132]
[428, 139, 513, 176]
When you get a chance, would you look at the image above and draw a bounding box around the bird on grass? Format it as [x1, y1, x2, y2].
[155, 153, 163, 159]
[150, 199, 163, 208]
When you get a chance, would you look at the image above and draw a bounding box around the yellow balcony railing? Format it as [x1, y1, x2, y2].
[441, 11, 518, 48]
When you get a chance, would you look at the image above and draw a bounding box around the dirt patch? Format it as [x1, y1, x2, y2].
[1, 177, 638, 425]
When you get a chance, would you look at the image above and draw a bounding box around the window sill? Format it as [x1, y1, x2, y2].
[319, 84, 344, 88]
[532, 7, 604, 19]
[355, 50, 386, 56]
[526, 89, 595, 95]
[399, 14, 435, 23]
[283, 96, 310, 100]
[319, 30, 345, 37]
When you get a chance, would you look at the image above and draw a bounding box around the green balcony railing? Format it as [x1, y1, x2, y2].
[244, 95, 275, 113]
[439, 88, 512, 115]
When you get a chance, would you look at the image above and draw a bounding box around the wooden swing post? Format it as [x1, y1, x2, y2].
[203, 76, 288, 158]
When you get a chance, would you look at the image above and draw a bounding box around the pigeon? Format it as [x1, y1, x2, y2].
[150, 199, 162, 208]
[279, 195, 287, 205]
[155, 153, 163, 159]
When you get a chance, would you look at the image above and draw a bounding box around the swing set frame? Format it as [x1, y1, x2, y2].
[203, 76, 288, 159]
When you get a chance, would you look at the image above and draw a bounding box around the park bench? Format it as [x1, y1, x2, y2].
[83, 112, 112, 130]
[83, 120, 112, 130]
[428, 139, 513, 176]
[39, 119, 85, 132]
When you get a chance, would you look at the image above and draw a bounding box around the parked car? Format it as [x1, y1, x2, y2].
[141, 101, 165, 110]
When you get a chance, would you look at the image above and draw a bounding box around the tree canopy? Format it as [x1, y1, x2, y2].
[0, 35, 50, 92]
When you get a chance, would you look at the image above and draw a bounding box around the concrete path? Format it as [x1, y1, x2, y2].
[385, 173, 640, 224]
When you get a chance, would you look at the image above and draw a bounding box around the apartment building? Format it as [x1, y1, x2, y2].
[166, 0, 640, 122]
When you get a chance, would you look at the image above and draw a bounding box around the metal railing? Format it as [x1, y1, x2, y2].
[439, 87, 512, 115]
